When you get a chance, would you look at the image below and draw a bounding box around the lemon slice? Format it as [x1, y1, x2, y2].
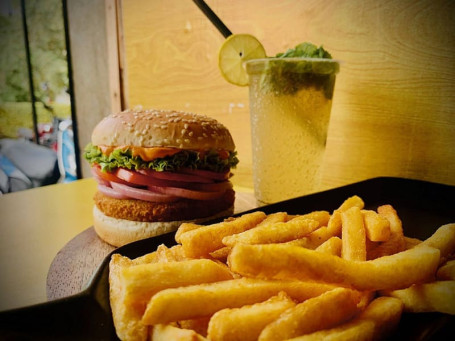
[218, 34, 266, 86]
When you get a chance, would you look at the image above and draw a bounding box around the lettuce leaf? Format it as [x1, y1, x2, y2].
[83, 143, 239, 173]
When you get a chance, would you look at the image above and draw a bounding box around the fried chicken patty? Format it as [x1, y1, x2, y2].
[94, 189, 235, 222]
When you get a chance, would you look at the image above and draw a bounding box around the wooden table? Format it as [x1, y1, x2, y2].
[0, 178, 257, 312]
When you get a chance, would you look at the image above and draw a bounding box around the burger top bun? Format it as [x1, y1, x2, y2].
[91, 108, 236, 151]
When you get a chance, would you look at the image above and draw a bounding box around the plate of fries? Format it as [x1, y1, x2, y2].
[1, 177, 454, 340]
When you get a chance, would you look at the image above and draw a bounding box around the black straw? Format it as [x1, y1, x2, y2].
[192, 0, 232, 38]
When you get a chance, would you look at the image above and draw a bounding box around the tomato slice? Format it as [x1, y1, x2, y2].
[91, 165, 129, 185]
[179, 168, 231, 181]
[138, 169, 214, 184]
[117, 168, 232, 192]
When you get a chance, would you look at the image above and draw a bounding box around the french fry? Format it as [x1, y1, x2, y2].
[437, 260, 455, 280]
[367, 205, 406, 259]
[108, 196, 455, 340]
[179, 211, 266, 258]
[315, 236, 342, 256]
[338, 195, 365, 211]
[141, 278, 338, 325]
[175, 223, 202, 243]
[357, 296, 403, 340]
[286, 320, 375, 341]
[109, 254, 148, 341]
[288, 296, 403, 341]
[177, 317, 211, 338]
[382, 281, 455, 314]
[258, 288, 362, 341]
[122, 259, 233, 309]
[209, 246, 232, 262]
[404, 236, 422, 249]
[207, 292, 296, 341]
[222, 216, 323, 247]
[341, 206, 367, 261]
[256, 211, 289, 225]
[362, 209, 391, 242]
[228, 243, 440, 291]
[287, 196, 364, 250]
[151, 324, 206, 341]
[285, 225, 334, 249]
[417, 223, 455, 261]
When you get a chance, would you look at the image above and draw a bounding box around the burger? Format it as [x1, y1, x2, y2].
[84, 108, 239, 246]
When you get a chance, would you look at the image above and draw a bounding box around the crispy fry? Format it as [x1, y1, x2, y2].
[228, 243, 440, 291]
[417, 223, 455, 262]
[341, 206, 367, 261]
[288, 296, 403, 341]
[207, 292, 296, 341]
[177, 317, 211, 338]
[367, 205, 406, 259]
[175, 223, 202, 243]
[437, 260, 455, 280]
[258, 288, 362, 341]
[286, 320, 375, 341]
[382, 281, 455, 314]
[151, 324, 206, 341]
[315, 236, 342, 256]
[338, 195, 365, 212]
[404, 236, 422, 249]
[256, 211, 289, 225]
[357, 296, 403, 340]
[109, 254, 148, 341]
[142, 278, 338, 325]
[122, 259, 233, 309]
[209, 246, 232, 262]
[285, 196, 364, 250]
[222, 216, 323, 246]
[362, 209, 391, 242]
[179, 211, 266, 258]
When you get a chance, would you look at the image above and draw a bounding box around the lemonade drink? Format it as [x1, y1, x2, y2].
[246, 57, 339, 204]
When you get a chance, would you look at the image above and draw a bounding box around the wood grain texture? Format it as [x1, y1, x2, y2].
[122, 0, 455, 190]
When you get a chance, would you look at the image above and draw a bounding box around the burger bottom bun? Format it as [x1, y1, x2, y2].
[93, 205, 234, 247]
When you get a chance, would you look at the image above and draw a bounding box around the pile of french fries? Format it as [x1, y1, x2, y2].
[109, 195, 455, 341]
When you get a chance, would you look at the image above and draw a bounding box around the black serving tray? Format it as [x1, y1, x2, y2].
[1, 177, 454, 340]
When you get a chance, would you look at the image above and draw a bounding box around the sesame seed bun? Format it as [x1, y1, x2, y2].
[91, 108, 236, 151]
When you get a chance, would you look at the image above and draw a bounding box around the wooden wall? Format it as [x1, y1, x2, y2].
[78, 0, 455, 191]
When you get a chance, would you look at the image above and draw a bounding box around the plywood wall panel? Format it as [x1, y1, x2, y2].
[121, 0, 455, 190]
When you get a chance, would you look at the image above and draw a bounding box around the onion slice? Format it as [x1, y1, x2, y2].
[148, 185, 226, 201]
[97, 184, 129, 199]
[110, 182, 179, 202]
